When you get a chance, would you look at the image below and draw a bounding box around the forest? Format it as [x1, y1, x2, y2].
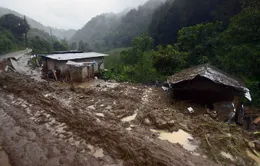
[0, 14, 72, 54]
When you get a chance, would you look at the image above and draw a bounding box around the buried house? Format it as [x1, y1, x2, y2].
[41, 51, 108, 82]
[167, 64, 251, 105]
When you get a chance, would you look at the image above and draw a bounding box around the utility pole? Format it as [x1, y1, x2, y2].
[50, 28, 54, 52]
[24, 15, 28, 48]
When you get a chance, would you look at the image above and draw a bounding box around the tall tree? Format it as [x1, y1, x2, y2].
[0, 14, 30, 39]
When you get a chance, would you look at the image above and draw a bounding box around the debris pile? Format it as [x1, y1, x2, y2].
[0, 62, 260, 165]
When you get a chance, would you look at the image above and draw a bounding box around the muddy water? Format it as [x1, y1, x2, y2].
[151, 129, 198, 152]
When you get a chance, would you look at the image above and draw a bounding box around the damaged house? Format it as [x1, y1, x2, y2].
[167, 64, 251, 105]
[41, 51, 108, 82]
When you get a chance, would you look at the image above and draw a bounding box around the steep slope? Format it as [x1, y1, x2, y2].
[70, 0, 166, 51]
[0, 7, 76, 40]
[70, 13, 121, 51]
[104, 0, 166, 50]
[149, 0, 242, 45]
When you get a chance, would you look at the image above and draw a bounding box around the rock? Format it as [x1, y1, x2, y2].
[176, 113, 184, 121]
[168, 120, 175, 126]
[156, 119, 168, 129]
[255, 141, 260, 151]
[248, 141, 255, 148]
[144, 118, 151, 125]
[88, 105, 95, 110]
[106, 105, 112, 110]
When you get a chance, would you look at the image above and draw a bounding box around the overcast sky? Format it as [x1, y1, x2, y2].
[0, 0, 148, 30]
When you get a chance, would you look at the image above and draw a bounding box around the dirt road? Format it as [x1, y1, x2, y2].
[0, 71, 224, 166]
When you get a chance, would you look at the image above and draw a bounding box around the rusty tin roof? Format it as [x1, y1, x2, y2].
[168, 64, 249, 94]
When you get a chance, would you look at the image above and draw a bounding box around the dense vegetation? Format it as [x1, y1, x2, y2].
[0, 7, 76, 40]
[0, 14, 71, 54]
[0, 14, 29, 54]
[105, 0, 260, 106]
[70, 0, 165, 52]
[149, 0, 243, 46]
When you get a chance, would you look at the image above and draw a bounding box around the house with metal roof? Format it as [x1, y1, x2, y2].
[167, 64, 251, 104]
[40, 51, 108, 82]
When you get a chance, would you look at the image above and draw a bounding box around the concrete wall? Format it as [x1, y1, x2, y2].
[69, 65, 95, 82]
[46, 57, 105, 75]
[73, 57, 105, 73]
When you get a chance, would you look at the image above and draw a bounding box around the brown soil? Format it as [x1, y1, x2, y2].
[0, 71, 258, 166]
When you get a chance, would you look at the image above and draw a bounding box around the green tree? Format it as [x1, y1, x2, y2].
[176, 21, 223, 65]
[53, 39, 69, 51]
[70, 42, 77, 50]
[0, 14, 30, 39]
[152, 45, 187, 75]
[132, 33, 154, 52]
[218, 6, 260, 79]
[121, 33, 154, 66]
[29, 36, 52, 54]
[78, 40, 90, 52]
[106, 33, 159, 83]
[0, 28, 18, 54]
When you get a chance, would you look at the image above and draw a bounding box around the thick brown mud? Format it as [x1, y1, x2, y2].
[0, 71, 258, 166]
[0, 72, 221, 166]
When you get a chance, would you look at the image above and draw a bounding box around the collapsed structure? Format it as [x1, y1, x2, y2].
[167, 64, 251, 104]
[40, 51, 108, 82]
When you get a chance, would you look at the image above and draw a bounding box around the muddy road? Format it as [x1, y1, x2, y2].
[0, 72, 222, 166]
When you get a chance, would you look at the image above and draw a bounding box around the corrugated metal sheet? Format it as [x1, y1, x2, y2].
[168, 64, 251, 100]
[45, 52, 108, 61]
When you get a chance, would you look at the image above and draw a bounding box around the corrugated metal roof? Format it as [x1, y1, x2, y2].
[45, 52, 108, 61]
[168, 64, 251, 100]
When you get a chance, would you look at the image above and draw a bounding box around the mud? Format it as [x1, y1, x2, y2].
[0, 147, 12, 166]
[0, 72, 221, 166]
[0, 71, 259, 166]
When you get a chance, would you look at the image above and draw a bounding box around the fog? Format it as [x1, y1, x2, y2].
[0, 0, 148, 30]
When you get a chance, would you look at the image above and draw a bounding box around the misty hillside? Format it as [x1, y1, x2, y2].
[70, 0, 166, 51]
[70, 13, 121, 51]
[0, 7, 76, 40]
[149, 0, 243, 45]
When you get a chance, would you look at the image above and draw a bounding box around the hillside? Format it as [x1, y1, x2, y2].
[70, 0, 166, 51]
[0, 7, 76, 40]
[149, 0, 243, 45]
[70, 13, 121, 51]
